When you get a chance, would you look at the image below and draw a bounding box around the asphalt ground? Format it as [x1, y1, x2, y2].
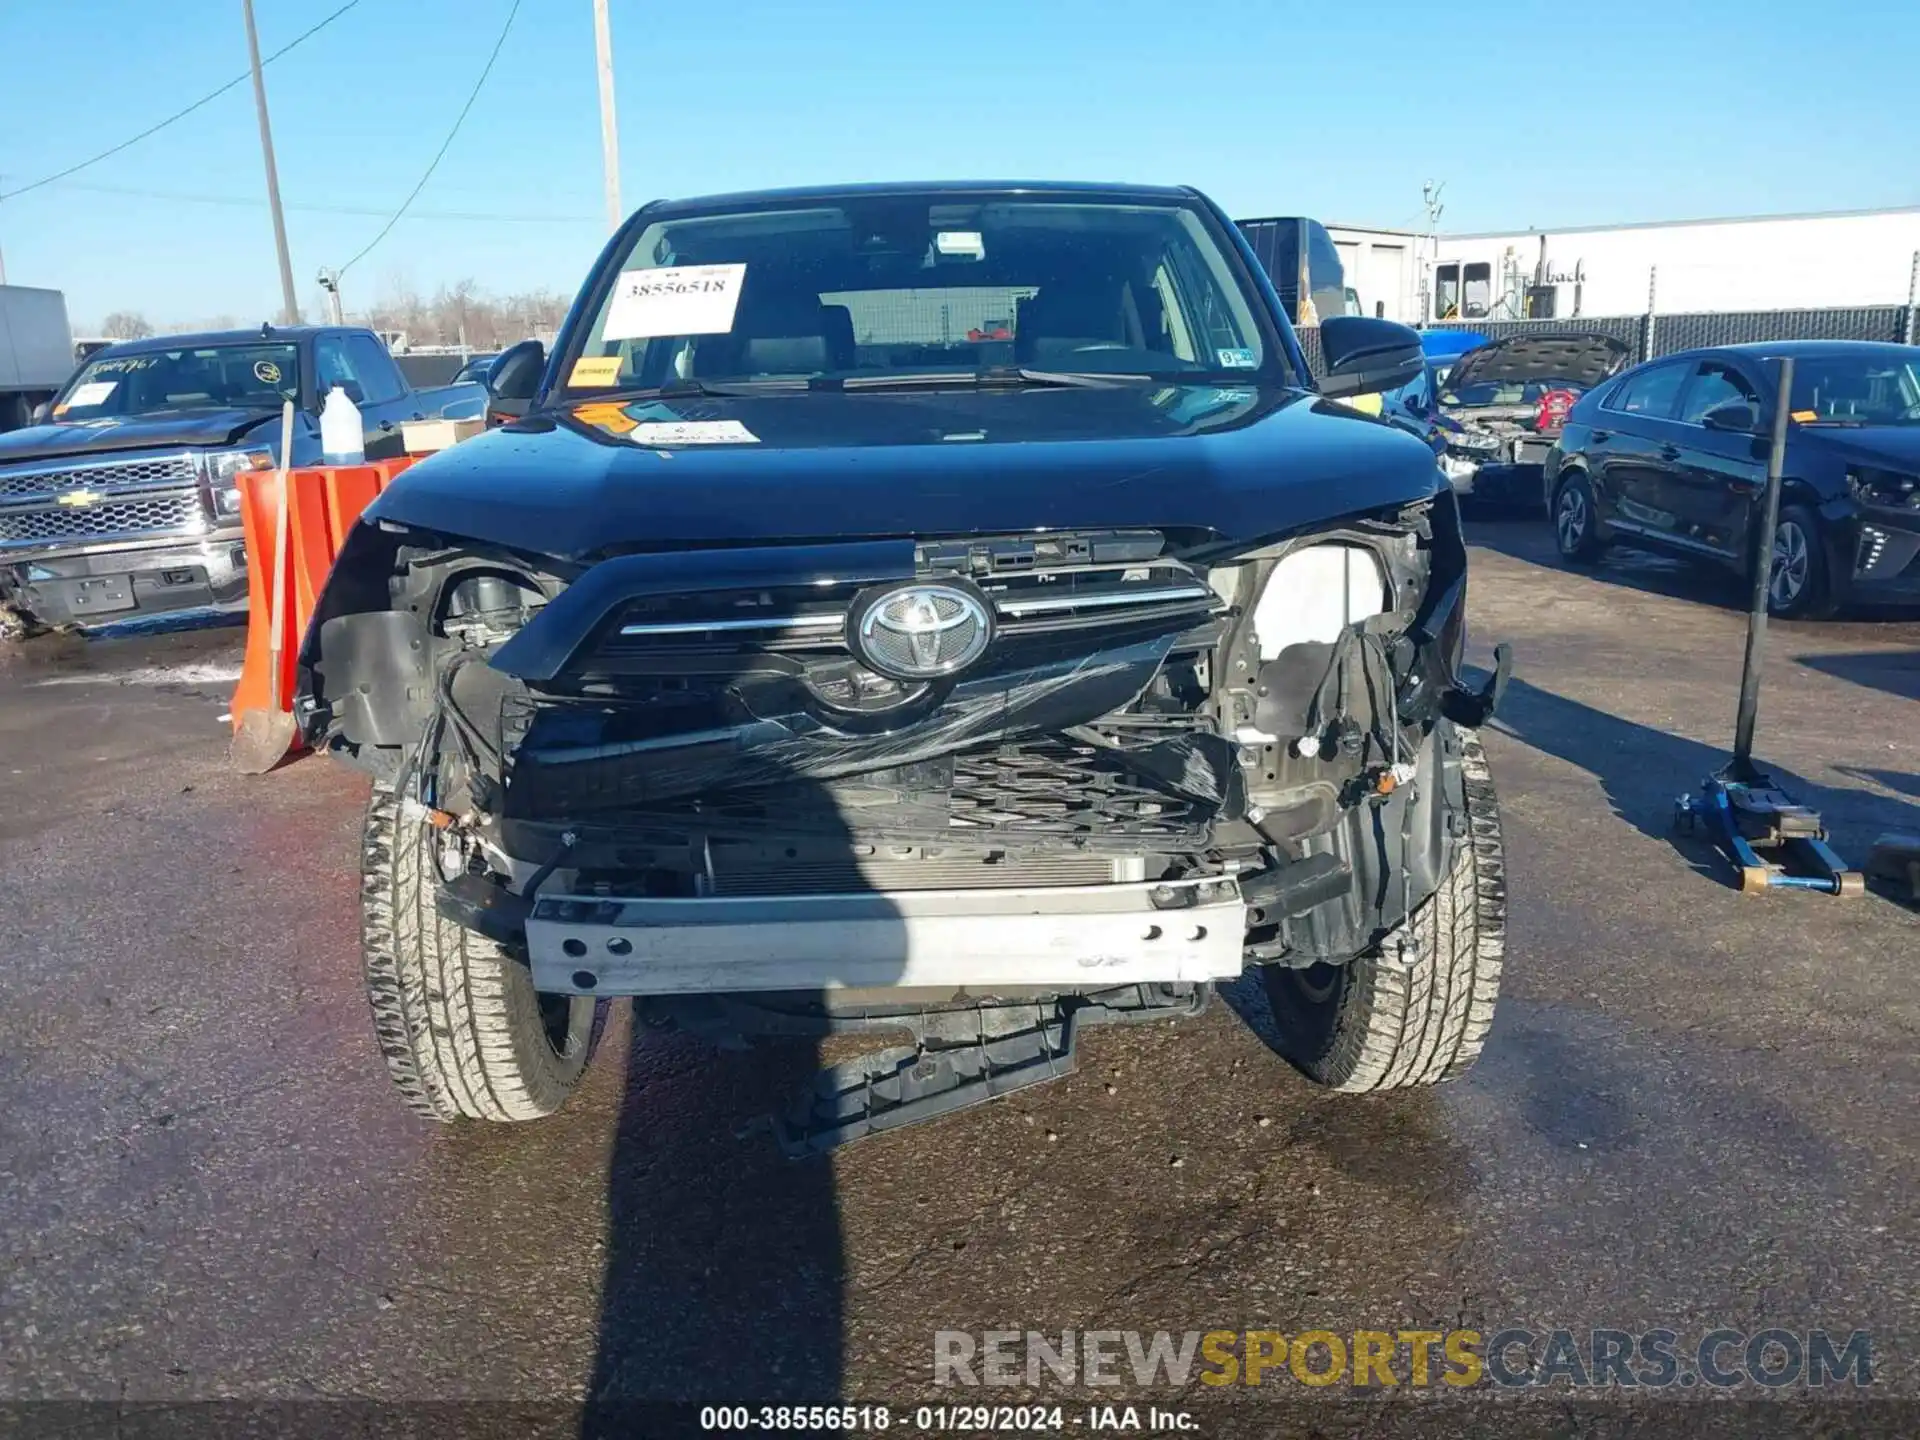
[2, 520, 1917, 1438]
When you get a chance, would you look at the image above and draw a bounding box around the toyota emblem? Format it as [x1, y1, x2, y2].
[850, 581, 993, 680]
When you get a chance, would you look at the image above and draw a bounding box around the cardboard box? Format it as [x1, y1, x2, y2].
[401, 417, 486, 454]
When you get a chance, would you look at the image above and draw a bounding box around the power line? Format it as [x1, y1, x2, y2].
[336, 0, 524, 277]
[48, 179, 598, 225]
[0, 1, 363, 203]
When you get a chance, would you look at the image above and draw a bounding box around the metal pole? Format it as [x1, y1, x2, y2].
[1732, 356, 1794, 777]
[1905, 250, 1918, 346]
[1642, 265, 1657, 361]
[592, 0, 622, 232]
[243, 0, 300, 324]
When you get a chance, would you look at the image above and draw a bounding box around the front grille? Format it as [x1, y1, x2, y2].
[0, 452, 199, 501]
[948, 740, 1202, 838]
[0, 493, 207, 546]
[596, 531, 1215, 669]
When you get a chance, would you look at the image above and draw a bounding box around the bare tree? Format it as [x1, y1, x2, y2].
[100, 311, 154, 340]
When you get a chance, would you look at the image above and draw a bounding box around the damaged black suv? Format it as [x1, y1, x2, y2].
[297, 181, 1511, 1150]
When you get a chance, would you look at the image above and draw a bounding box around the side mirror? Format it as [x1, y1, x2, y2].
[1317, 316, 1424, 400]
[486, 339, 546, 424]
[1701, 401, 1758, 433]
[30, 401, 52, 425]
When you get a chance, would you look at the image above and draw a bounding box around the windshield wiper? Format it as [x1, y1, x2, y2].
[838, 366, 1152, 392]
[592, 377, 807, 400]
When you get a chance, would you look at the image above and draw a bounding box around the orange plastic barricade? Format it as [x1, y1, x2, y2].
[228, 457, 416, 754]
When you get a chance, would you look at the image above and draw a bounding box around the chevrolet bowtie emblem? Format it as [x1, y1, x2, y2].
[55, 489, 104, 507]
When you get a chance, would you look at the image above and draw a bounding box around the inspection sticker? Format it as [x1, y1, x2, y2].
[568, 356, 622, 387]
[603, 263, 747, 340]
[1217, 347, 1257, 369]
[631, 419, 758, 446]
[63, 381, 117, 408]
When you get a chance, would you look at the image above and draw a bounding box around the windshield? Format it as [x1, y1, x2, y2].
[1788, 353, 1920, 425]
[563, 196, 1279, 393]
[54, 343, 300, 419]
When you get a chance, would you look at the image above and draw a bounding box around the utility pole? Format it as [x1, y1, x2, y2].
[593, 0, 622, 232]
[243, 0, 300, 324]
[317, 268, 345, 325]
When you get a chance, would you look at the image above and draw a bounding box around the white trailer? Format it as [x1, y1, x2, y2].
[1325, 224, 1424, 324]
[0, 285, 75, 432]
[1426, 206, 1920, 323]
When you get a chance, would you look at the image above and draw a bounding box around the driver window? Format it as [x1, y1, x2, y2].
[1678, 362, 1758, 423]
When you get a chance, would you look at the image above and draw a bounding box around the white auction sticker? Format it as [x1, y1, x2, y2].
[65, 381, 117, 407]
[603, 263, 747, 340]
[631, 420, 758, 446]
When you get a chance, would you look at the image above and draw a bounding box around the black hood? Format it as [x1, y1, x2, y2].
[1443, 332, 1631, 394]
[365, 382, 1444, 560]
[0, 408, 280, 465]
[1804, 424, 1920, 474]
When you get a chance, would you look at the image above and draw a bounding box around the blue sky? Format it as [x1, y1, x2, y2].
[2, 0, 1915, 329]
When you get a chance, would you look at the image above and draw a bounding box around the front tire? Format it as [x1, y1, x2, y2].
[1765, 504, 1836, 619]
[1262, 728, 1506, 1091]
[1552, 470, 1608, 565]
[361, 782, 598, 1121]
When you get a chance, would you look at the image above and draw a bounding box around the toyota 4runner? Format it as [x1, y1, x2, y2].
[296, 182, 1511, 1151]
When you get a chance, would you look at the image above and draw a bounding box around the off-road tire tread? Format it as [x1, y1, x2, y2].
[1306, 728, 1506, 1092]
[361, 783, 591, 1122]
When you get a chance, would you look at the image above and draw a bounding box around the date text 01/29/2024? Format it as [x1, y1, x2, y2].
[697, 1405, 1195, 1431]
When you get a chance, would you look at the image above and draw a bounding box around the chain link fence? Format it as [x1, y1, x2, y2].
[1297, 304, 1917, 378]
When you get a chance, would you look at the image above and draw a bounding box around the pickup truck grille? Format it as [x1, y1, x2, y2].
[0, 493, 207, 545]
[0, 450, 209, 553]
[0, 453, 199, 501]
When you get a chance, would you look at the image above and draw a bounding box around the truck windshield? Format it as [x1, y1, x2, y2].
[1788, 354, 1920, 425]
[564, 196, 1280, 393]
[54, 343, 301, 419]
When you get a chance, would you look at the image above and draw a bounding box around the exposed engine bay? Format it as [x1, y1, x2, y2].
[300, 489, 1507, 1011]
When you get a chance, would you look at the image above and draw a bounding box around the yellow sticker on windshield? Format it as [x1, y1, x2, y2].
[1790, 409, 1817, 423]
[569, 356, 621, 387]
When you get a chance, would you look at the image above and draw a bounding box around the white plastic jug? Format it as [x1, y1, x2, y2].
[320, 384, 365, 464]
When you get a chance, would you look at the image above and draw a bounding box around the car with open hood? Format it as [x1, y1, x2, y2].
[1546, 340, 1920, 617]
[295, 181, 1511, 1150]
[1435, 331, 1632, 505]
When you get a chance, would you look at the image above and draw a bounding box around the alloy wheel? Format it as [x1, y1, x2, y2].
[1556, 485, 1588, 553]
[1770, 520, 1810, 610]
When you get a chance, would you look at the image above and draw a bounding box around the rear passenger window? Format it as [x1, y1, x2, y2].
[1610, 362, 1689, 418]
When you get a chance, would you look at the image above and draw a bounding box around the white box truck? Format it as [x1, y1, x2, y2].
[0, 286, 76, 433]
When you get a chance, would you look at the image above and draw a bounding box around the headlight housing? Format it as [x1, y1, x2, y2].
[206, 448, 274, 516]
[1847, 467, 1920, 509]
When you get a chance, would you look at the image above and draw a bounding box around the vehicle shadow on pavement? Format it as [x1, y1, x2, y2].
[1469, 518, 1920, 624]
[1794, 648, 1920, 702]
[582, 770, 905, 1425]
[1489, 674, 1920, 886]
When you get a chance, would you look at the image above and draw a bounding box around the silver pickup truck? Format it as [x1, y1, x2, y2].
[0, 325, 482, 629]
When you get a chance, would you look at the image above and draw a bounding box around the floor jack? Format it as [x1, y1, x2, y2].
[1672, 356, 1863, 898]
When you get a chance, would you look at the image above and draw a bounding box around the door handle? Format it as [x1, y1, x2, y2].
[1591, 429, 1611, 443]
[1659, 443, 1680, 461]
[378, 419, 395, 431]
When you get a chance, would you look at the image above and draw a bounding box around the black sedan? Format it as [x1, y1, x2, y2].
[1543, 341, 1920, 617]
